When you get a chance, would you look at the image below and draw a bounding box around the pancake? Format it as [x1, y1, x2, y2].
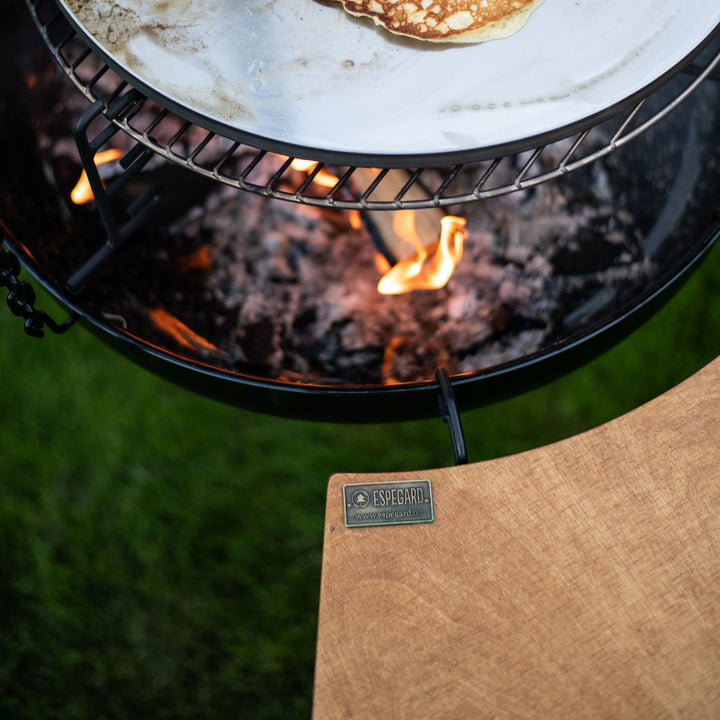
[330, 0, 545, 43]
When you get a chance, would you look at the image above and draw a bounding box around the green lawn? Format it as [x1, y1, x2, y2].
[2, 244, 720, 718]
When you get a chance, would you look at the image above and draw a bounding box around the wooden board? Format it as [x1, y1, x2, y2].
[313, 357, 720, 719]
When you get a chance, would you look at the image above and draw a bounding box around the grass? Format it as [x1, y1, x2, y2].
[1, 243, 720, 718]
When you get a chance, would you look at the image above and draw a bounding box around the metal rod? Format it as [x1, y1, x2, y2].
[436, 369, 468, 466]
[66, 99, 160, 293]
[73, 100, 120, 247]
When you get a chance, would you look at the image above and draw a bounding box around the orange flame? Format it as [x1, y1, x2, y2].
[374, 253, 392, 274]
[377, 214, 466, 295]
[71, 149, 123, 205]
[381, 337, 406, 386]
[289, 158, 466, 293]
[149, 307, 221, 353]
[349, 210, 362, 230]
[291, 159, 362, 231]
[290, 159, 340, 189]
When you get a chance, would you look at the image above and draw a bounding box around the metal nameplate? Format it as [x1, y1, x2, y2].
[343, 480, 434, 528]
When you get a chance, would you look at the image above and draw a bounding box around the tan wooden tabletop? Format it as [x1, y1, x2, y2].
[313, 357, 720, 719]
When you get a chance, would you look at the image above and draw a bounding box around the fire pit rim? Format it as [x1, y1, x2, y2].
[5, 224, 717, 423]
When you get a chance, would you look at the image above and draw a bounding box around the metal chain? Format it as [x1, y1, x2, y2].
[1, 239, 78, 337]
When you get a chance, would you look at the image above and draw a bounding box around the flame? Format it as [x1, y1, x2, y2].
[290, 159, 340, 189]
[377, 214, 466, 295]
[291, 159, 362, 231]
[70, 149, 123, 205]
[149, 307, 221, 353]
[289, 158, 466, 293]
[381, 337, 406, 386]
[349, 210, 362, 230]
[374, 253, 392, 274]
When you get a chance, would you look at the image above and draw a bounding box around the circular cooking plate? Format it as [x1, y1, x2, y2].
[58, 0, 720, 165]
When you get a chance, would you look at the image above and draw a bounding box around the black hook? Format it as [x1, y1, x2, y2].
[436, 368, 468, 465]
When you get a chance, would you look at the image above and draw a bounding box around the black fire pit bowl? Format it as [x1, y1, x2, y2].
[2, 0, 720, 423]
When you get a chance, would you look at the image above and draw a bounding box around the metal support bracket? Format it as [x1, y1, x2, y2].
[436, 368, 468, 466]
[66, 92, 160, 293]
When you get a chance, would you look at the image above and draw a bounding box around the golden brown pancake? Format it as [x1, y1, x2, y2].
[330, 0, 545, 43]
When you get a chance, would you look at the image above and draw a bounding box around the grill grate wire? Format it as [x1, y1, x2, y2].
[27, 0, 720, 211]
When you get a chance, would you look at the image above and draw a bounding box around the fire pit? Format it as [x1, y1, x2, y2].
[2, 0, 720, 423]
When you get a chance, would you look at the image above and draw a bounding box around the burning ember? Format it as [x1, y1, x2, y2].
[70, 148, 122, 204]
[148, 307, 222, 354]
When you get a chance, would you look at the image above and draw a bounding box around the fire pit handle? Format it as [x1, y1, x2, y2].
[436, 368, 468, 466]
[1, 240, 78, 338]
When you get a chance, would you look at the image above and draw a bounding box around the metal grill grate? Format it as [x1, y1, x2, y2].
[27, 0, 720, 211]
